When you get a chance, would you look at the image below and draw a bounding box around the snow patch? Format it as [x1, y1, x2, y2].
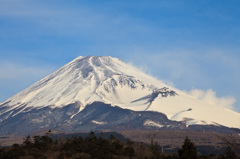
[1, 56, 240, 128]
[91, 120, 106, 125]
[144, 120, 164, 128]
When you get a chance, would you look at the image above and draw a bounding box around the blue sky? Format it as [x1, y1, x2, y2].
[0, 0, 240, 112]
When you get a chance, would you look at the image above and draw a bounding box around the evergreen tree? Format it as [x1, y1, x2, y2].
[178, 136, 197, 159]
[150, 137, 161, 159]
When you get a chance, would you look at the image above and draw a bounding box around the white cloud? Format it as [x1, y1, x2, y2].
[126, 48, 240, 112]
[0, 61, 56, 102]
[0, 61, 55, 80]
[0, 0, 157, 43]
[188, 89, 236, 110]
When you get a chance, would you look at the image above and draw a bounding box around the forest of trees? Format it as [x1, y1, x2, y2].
[0, 131, 238, 159]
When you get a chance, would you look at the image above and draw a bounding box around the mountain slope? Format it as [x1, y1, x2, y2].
[0, 56, 239, 130]
[0, 102, 236, 135]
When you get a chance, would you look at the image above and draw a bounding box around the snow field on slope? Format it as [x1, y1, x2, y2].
[147, 93, 240, 128]
[1, 56, 240, 128]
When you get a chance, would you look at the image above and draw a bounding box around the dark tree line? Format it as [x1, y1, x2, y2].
[0, 131, 238, 159]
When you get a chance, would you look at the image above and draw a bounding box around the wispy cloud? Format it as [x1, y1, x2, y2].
[0, 0, 239, 112]
[0, 61, 55, 80]
[127, 53, 237, 110]
[127, 48, 240, 111]
[0, 61, 56, 102]
[188, 89, 236, 110]
[0, 0, 147, 39]
[129, 48, 240, 84]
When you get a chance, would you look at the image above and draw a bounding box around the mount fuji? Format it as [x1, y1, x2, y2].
[0, 56, 239, 135]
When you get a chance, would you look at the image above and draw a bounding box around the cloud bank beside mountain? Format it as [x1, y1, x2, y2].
[188, 89, 236, 110]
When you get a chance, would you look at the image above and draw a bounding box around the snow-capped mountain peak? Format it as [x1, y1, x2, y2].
[1, 56, 166, 108]
[1, 56, 240, 129]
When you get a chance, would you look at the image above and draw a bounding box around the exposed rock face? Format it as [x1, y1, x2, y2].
[0, 56, 239, 135]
